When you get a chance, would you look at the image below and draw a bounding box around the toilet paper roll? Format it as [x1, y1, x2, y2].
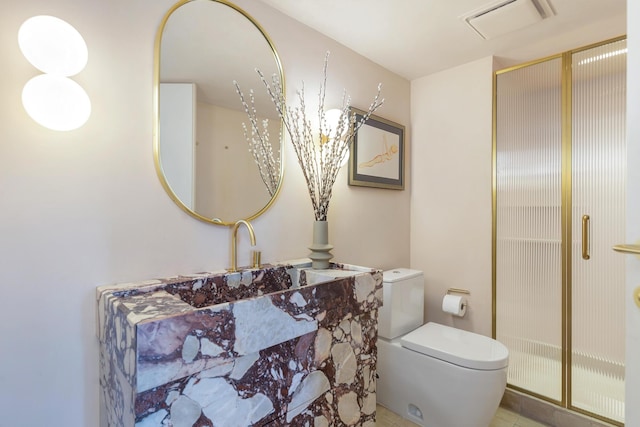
[442, 294, 467, 317]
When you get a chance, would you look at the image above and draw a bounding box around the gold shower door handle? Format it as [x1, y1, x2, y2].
[582, 215, 590, 260]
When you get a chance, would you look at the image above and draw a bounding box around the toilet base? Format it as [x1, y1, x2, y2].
[377, 335, 507, 427]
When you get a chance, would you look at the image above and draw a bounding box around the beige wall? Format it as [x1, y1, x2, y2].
[410, 57, 495, 337]
[0, 0, 410, 425]
[195, 102, 276, 221]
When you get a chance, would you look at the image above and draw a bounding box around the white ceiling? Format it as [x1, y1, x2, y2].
[257, 0, 627, 80]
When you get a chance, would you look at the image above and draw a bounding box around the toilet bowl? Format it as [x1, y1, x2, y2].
[376, 269, 509, 427]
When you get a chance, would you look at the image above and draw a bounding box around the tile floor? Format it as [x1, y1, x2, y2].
[376, 404, 548, 427]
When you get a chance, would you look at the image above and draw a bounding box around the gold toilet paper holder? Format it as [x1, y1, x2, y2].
[447, 288, 470, 295]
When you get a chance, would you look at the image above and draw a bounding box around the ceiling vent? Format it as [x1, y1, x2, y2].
[462, 0, 555, 40]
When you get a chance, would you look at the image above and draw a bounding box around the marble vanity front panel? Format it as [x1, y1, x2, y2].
[97, 261, 382, 427]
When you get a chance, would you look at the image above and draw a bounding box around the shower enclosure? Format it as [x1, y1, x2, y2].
[493, 38, 626, 425]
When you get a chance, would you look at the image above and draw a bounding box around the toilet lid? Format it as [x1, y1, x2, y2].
[400, 322, 509, 370]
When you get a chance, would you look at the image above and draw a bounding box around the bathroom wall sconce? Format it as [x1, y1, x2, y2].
[18, 15, 91, 131]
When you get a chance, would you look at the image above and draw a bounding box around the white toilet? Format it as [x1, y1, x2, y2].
[376, 268, 509, 427]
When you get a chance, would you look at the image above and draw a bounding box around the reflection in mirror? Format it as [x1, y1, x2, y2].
[154, 0, 284, 225]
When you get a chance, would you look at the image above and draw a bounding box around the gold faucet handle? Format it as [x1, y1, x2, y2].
[252, 250, 261, 269]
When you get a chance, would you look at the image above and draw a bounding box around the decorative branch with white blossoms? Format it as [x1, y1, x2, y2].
[233, 85, 281, 197]
[237, 52, 384, 221]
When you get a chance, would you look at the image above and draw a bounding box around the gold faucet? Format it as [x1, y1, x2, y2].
[229, 220, 256, 272]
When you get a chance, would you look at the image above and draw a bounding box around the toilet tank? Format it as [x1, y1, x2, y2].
[379, 269, 424, 339]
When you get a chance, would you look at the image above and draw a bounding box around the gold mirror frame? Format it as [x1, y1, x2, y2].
[153, 0, 285, 226]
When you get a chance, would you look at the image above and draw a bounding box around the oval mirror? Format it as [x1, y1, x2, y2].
[154, 0, 284, 225]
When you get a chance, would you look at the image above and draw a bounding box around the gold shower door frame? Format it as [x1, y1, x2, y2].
[492, 36, 627, 426]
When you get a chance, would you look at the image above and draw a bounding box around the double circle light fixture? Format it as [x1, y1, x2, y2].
[18, 15, 91, 131]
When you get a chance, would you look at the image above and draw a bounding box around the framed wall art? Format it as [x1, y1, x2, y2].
[349, 108, 405, 190]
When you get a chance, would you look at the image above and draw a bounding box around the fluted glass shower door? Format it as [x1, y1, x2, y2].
[494, 38, 626, 425]
[570, 39, 626, 423]
[494, 56, 564, 402]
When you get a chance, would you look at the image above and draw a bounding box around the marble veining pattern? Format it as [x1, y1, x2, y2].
[97, 261, 382, 426]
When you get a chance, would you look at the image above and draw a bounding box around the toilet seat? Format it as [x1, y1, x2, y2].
[400, 322, 509, 370]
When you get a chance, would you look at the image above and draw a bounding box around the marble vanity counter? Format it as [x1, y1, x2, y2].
[97, 260, 382, 427]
